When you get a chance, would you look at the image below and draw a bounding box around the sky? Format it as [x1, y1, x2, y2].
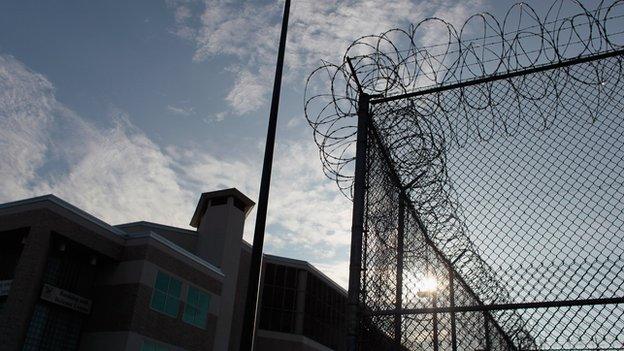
[0, 0, 571, 287]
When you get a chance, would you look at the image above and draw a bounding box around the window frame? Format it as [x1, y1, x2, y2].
[141, 340, 170, 351]
[150, 271, 182, 318]
[182, 284, 211, 329]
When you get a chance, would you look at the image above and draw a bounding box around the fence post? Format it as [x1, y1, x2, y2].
[485, 315, 491, 351]
[449, 268, 457, 351]
[347, 92, 369, 351]
[433, 293, 439, 351]
[395, 198, 405, 350]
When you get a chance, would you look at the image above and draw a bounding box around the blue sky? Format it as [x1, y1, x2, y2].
[3, 0, 588, 286]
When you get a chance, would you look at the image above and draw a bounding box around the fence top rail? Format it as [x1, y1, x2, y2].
[365, 296, 624, 316]
[370, 48, 624, 104]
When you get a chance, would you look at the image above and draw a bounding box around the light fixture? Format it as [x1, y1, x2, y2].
[89, 255, 98, 266]
[58, 243, 66, 252]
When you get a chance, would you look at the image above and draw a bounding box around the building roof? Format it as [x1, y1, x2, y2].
[190, 188, 255, 227]
[125, 231, 224, 279]
[0, 194, 127, 238]
[115, 220, 197, 236]
[0, 194, 345, 295]
[0, 195, 224, 278]
[264, 254, 347, 295]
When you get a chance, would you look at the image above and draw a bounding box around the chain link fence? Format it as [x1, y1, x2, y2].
[305, 1, 624, 349]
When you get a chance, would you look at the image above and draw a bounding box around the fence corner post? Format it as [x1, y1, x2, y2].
[347, 92, 370, 351]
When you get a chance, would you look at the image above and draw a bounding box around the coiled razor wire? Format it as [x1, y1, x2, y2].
[305, 0, 624, 349]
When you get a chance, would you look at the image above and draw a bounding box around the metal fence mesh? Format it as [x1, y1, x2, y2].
[305, 1, 624, 349]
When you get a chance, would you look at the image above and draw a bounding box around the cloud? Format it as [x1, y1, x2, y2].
[167, 104, 195, 116]
[202, 111, 228, 124]
[225, 68, 271, 115]
[0, 54, 196, 225]
[315, 260, 350, 288]
[0, 53, 351, 286]
[169, 0, 485, 116]
[0, 55, 54, 200]
[169, 128, 352, 266]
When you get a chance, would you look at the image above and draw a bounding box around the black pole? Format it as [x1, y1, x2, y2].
[347, 92, 369, 351]
[449, 269, 457, 351]
[432, 294, 439, 351]
[239, 1, 290, 350]
[394, 199, 404, 350]
[485, 315, 492, 351]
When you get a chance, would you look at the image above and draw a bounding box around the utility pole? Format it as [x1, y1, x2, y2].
[239, 0, 290, 350]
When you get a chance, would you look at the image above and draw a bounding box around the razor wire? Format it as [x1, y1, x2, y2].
[305, 0, 624, 350]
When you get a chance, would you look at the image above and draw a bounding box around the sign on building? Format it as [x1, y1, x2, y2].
[40, 283, 92, 314]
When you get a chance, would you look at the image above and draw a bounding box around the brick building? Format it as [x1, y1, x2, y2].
[0, 189, 346, 351]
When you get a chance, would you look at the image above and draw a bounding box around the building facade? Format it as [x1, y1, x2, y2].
[0, 189, 346, 351]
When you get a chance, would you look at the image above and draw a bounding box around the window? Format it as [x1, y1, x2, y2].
[140, 340, 169, 351]
[182, 285, 210, 328]
[150, 271, 181, 318]
[22, 303, 82, 351]
[259, 263, 299, 333]
[303, 274, 346, 350]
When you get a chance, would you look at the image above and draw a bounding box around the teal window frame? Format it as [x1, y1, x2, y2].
[182, 285, 210, 329]
[150, 271, 181, 318]
[140, 340, 169, 351]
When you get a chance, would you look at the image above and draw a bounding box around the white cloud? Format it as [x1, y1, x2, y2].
[315, 260, 350, 288]
[191, 1, 280, 63]
[174, 4, 192, 22]
[202, 110, 228, 123]
[225, 68, 270, 115]
[0, 53, 351, 285]
[167, 104, 195, 116]
[169, 128, 352, 265]
[0, 55, 196, 225]
[170, 0, 485, 116]
[0, 55, 54, 200]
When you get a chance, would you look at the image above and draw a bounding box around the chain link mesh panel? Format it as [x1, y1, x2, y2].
[305, 1, 624, 349]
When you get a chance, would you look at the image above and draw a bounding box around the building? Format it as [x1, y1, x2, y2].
[0, 189, 346, 351]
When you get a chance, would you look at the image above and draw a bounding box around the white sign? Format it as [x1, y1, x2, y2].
[40, 283, 92, 314]
[0, 280, 11, 296]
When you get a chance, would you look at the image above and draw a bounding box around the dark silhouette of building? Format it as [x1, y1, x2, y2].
[0, 189, 347, 351]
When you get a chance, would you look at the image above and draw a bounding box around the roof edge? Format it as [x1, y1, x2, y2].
[264, 254, 347, 295]
[126, 231, 224, 279]
[0, 194, 127, 237]
[116, 221, 197, 236]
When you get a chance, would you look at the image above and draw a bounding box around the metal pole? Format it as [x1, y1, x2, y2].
[347, 92, 369, 351]
[485, 314, 492, 351]
[239, 1, 290, 349]
[394, 199, 404, 350]
[432, 294, 439, 351]
[449, 269, 457, 351]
